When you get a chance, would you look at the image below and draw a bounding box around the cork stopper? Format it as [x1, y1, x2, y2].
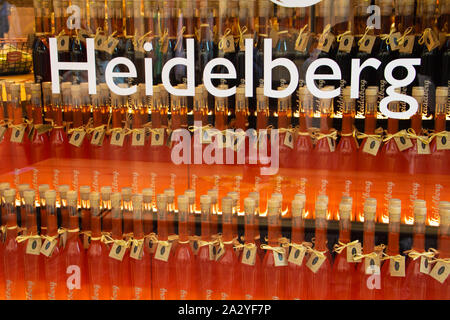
[156, 194, 167, 208]
[222, 197, 233, 215]
[412, 87, 425, 101]
[80, 186, 91, 200]
[178, 195, 189, 212]
[389, 201, 401, 222]
[341, 196, 353, 206]
[89, 192, 100, 209]
[24, 190, 36, 205]
[44, 190, 57, 206]
[248, 192, 260, 207]
[342, 87, 353, 102]
[271, 193, 283, 204]
[18, 184, 30, 193]
[38, 184, 50, 198]
[59, 185, 70, 199]
[294, 193, 306, 204]
[31, 83, 41, 94]
[256, 86, 264, 96]
[164, 189, 175, 203]
[185, 189, 195, 204]
[132, 194, 143, 208]
[142, 188, 153, 203]
[244, 197, 255, 214]
[364, 204, 377, 221]
[317, 195, 329, 205]
[67, 191, 78, 207]
[111, 192, 122, 209]
[4, 189, 16, 203]
[389, 198, 401, 208]
[292, 199, 304, 218]
[0, 183, 10, 192]
[121, 187, 132, 201]
[414, 205, 427, 224]
[207, 190, 218, 204]
[441, 208, 450, 227]
[414, 200, 426, 208]
[200, 195, 211, 205]
[365, 198, 377, 207]
[440, 202, 450, 211]
[339, 201, 352, 220]
[268, 199, 279, 216]
[315, 201, 328, 219]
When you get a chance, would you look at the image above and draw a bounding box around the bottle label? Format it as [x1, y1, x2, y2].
[420, 256, 432, 274]
[273, 248, 288, 267]
[424, 31, 440, 52]
[130, 241, 144, 260]
[359, 35, 376, 54]
[288, 245, 306, 266]
[91, 129, 105, 146]
[10, 126, 26, 143]
[145, 237, 157, 254]
[110, 130, 125, 147]
[389, 256, 406, 277]
[155, 242, 172, 262]
[283, 132, 294, 149]
[436, 133, 450, 151]
[327, 137, 336, 152]
[417, 138, 431, 155]
[346, 242, 362, 263]
[26, 238, 42, 256]
[269, 30, 279, 49]
[399, 35, 415, 54]
[57, 36, 70, 52]
[394, 134, 413, 152]
[151, 128, 165, 146]
[362, 137, 381, 156]
[132, 129, 146, 146]
[241, 246, 257, 266]
[429, 261, 450, 284]
[109, 242, 127, 261]
[40, 239, 58, 257]
[306, 251, 326, 273]
[69, 130, 86, 147]
[338, 35, 354, 53]
[209, 244, 216, 261]
[202, 129, 212, 144]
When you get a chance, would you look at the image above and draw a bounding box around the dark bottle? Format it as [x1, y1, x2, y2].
[89, 0, 106, 32]
[161, 3, 178, 85]
[254, 0, 271, 92]
[32, 0, 52, 83]
[236, 0, 255, 85]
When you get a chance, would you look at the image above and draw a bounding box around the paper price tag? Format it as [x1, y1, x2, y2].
[306, 251, 326, 273]
[190, 239, 200, 256]
[390, 32, 402, 51]
[269, 30, 279, 49]
[94, 34, 107, 51]
[69, 130, 86, 147]
[327, 137, 336, 152]
[273, 248, 288, 267]
[417, 138, 431, 155]
[364, 255, 381, 275]
[78, 29, 91, 44]
[151, 128, 165, 146]
[103, 38, 119, 55]
[346, 242, 362, 263]
[288, 246, 306, 266]
[155, 242, 172, 262]
[26, 238, 42, 256]
[202, 129, 212, 144]
[110, 131, 125, 147]
[10, 126, 25, 143]
[222, 35, 236, 53]
[215, 246, 226, 261]
[389, 256, 406, 277]
[399, 35, 415, 54]
[239, 34, 253, 51]
[132, 129, 146, 146]
[0, 126, 6, 140]
[436, 133, 450, 150]
[83, 233, 90, 249]
[40, 239, 57, 257]
[145, 237, 157, 254]
[338, 35, 354, 53]
[429, 261, 450, 284]
[109, 242, 127, 261]
[424, 30, 440, 52]
[284, 132, 294, 149]
[363, 137, 381, 156]
[420, 256, 431, 274]
[359, 35, 376, 54]
[209, 244, 216, 261]
[57, 36, 70, 51]
[234, 134, 245, 152]
[318, 33, 335, 53]
[241, 246, 257, 266]
[295, 33, 310, 52]
[91, 129, 105, 146]
[60, 231, 67, 248]
[394, 135, 413, 152]
[130, 241, 144, 260]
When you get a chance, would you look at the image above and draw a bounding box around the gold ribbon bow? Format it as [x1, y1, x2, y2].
[358, 26, 375, 46]
[337, 30, 352, 42]
[380, 26, 397, 45]
[174, 26, 186, 51]
[404, 249, 436, 261]
[101, 234, 130, 248]
[356, 131, 383, 141]
[381, 253, 404, 262]
[397, 26, 414, 46]
[87, 124, 107, 134]
[144, 232, 159, 244]
[333, 240, 360, 254]
[217, 235, 238, 252]
[406, 128, 430, 144]
[341, 130, 357, 138]
[314, 130, 338, 141]
[383, 129, 408, 142]
[9, 123, 26, 131]
[238, 23, 248, 45]
[352, 251, 379, 262]
[418, 28, 432, 46]
[235, 242, 256, 251]
[68, 126, 87, 135]
[260, 244, 285, 255]
[198, 238, 219, 248]
[139, 30, 154, 44]
[57, 227, 68, 235]
[306, 247, 327, 258]
[218, 28, 232, 50]
[41, 234, 60, 243]
[427, 131, 448, 143]
[130, 238, 145, 248]
[319, 24, 332, 44]
[295, 24, 308, 48]
[159, 28, 169, 46]
[16, 234, 42, 243]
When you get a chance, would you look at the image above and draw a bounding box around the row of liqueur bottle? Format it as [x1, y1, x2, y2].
[0, 79, 448, 225]
[31, 0, 450, 110]
[0, 182, 448, 300]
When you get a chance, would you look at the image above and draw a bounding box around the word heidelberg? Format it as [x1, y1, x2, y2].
[49, 38, 422, 120]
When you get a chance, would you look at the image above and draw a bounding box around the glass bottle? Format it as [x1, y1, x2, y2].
[49, 92, 70, 159]
[100, 186, 113, 234]
[30, 83, 51, 164]
[38, 185, 50, 237]
[277, 89, 293, 169]
[79, 186, 91, 248]
[122, 187, 133, 238]
[58, 185, 70, 241]
[87, 191, 110, 300]
[32, 0, 52, 83]
[69, 85, 90, 159]
[89, 0, 106, 32]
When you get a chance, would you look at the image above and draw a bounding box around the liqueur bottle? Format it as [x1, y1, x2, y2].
[86, 191, 110, 300]
[49, 92, 70, 159]
[122, 188, 134, 239]
[32, 0, 51, 83]
[197, 195, 215, 300]
[89, 0, 106, 32]
[129, 86, 150, 162]
[89, 86, 108, 161]
[101, 186, 113, 234]
[130, 194, 152, 300]
[107, 91, 131, 161]
[79, 186, 91, 248]
[215, 197, 240, 300]
[38, 185, 50, 236]
[277, 89, 293, 169]
[42, 190, 65, 300]
[59, 185, 71, 238]
[161, 1, 178, 85]
[69, 85, 90, 159]
[148, 85, 171, 163]
[30, 83, 51, 164]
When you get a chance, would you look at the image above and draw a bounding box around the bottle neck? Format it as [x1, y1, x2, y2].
[338, 218, 351, 243]
[291, 216, 304, 243]
[315, 218, 327, 251]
